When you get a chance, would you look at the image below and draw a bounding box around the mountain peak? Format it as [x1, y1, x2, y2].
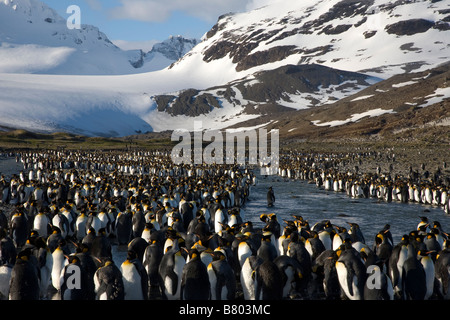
[148, 35, 199, 61]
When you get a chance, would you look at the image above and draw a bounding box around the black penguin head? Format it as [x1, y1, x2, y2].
[126, 250, 138, 261]
[17, 248, 33, 261]
[212, 250, 226, 261]
[188, 249, 200, 260]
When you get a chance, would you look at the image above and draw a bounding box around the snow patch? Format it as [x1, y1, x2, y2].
[312, 108, 396, 127]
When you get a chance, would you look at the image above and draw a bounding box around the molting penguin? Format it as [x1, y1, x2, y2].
[9, 248, 40, 300]
[180, 248, 210, 300]
[255, 259, 283, 300]
[207, 250, 236, 300]
[120, 250, 149, 300]
[94, 259, 125, 300]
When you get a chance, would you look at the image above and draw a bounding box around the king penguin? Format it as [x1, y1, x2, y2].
[402, 243, 426, 300]
[94, 259, 125, 300]
[335, 249, 367, 300]
[120, 250, 148, 300]
[158, 236, 186, 300]
[418, 250, 435, 300]
[435, 248, 450, 299]
[180, 248, 210, 300]
[403, 244, 427, 300]
[60, 255, 90, 300]
[255, 259, 283, 300]
[75, 210, 87, 241]
[51, 242, 68, 291]
[33, 211, 50, 239]
[0, 262, 12, 300]
[115, 210, 133, 245]
[207, 250, 236, 300]
[143, 233, 164, 299]
[10, 211, 28, 248]
[0, 228, 16, 266]
[9, 248, 40, 300]
[257, 232, 278, 262]
[363, 263, 394, 300]
[388, 234, 409, 298]
[90, 228, 112, 265]
[274, 254, 304, 299]
[240, 255, 263, 300]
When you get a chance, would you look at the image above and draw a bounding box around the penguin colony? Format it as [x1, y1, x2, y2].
[276, 150, 450, 215]
[0, 149, 449, 300]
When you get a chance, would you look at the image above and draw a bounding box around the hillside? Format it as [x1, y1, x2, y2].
[0, 0, 448, 137]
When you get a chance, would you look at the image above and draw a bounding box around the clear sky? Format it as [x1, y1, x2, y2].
[41, 0, 271, 51]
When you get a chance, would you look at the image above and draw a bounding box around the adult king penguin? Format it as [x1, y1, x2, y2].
[9, 248, 40, 300]
[180, 248, 210, 300]
[207, 250, 236, 300]
[120, 250, 148, 300]
[60, 255, 90, 300]
[158, 236, 186, 300]
[335, 248, 367, 300]
[94, 259, 125, 300]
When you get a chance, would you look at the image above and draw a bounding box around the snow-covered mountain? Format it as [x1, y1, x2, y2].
[0, 0, 140, 74]
[0, 0, 198, 75]
[142, 36, 200, 72]
[0, 0, 448, 136]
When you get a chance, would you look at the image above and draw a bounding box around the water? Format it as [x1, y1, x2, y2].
[242, 173, 450, 248]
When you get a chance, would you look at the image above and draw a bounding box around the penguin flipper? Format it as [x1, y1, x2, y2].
[345, 266, 355, 297]
[165, 269, 179, 297]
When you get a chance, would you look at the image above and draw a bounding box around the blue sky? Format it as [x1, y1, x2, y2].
[41, 0, 268, 51]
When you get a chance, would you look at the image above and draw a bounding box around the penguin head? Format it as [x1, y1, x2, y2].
[17, 248, 33, 261]
[262, 232, 273, 242]
[211, 250, 226, 262]
[187, 249, 200, 260]
[126, 250, 138, 262]
[375, 233, 384, 245]
[68, 255, 80, 264]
